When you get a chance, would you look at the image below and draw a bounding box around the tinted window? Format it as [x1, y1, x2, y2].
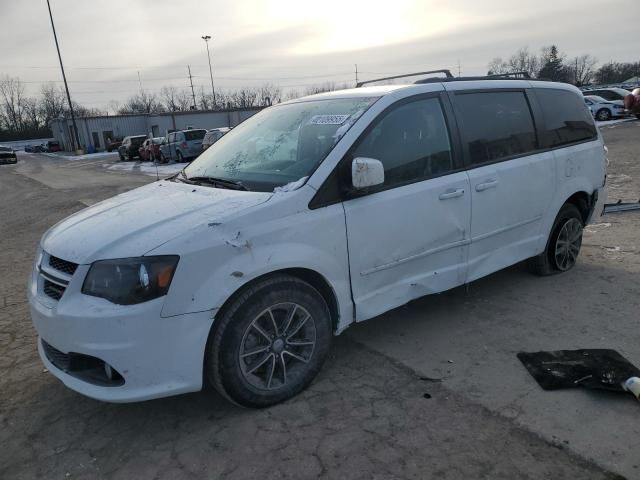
[351, 97, 453, 188]
[537, 89, 597, 148]
[455, 91, 537, 165]
[184, 130, 206, 141]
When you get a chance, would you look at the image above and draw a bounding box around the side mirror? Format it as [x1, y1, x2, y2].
[352, 157, 384, 190]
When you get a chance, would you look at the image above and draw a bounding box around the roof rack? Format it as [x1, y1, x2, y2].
[356, 69, 454, 88]
[415, 71, 532, 84]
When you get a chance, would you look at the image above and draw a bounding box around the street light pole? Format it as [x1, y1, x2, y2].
[201, 35, 216, 109]
[46, 0, 81, 151]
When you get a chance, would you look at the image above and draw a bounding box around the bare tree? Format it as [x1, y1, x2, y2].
[0, 75, 26, 131]
[257, 83, 282, 106]
[507, 48, 540, 77]
[22, 97, 41, 130]
[229, 88, 259, 108]
[488, 48, 540, 77]
[487, 57, 510, 75]
[39, 83, 67, 125]
[196, 86, 213, 110]
[304, 82, 339, 95]
[119, 90, 164, 114]
[567, 55, 598, 86]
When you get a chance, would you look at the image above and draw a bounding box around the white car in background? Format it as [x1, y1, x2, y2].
[583, 95, 626, 121]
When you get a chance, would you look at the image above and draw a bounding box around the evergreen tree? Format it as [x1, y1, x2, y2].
[538, 45, 570, 82]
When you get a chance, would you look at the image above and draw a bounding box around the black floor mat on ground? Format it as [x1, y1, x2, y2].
[517, 349, 640, 392]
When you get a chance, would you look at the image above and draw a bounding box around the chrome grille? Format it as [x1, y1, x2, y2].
[49, 255, 78, 275]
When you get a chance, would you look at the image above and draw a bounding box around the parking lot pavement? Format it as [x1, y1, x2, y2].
[1, 122, 638, 479]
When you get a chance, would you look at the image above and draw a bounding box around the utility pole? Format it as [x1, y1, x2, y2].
[187, 65, 197, 110]
[46, 0, 80, 151]
[201, 35, 216, 109]
[137, 71, 143, 94]
[354, 63, 359, 86]
[457, 59, 461, 77]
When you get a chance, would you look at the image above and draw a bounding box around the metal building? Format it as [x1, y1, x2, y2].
[49, 107, 262, 152]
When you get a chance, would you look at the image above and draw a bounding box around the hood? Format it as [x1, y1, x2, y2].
[42, 181, 272, 264]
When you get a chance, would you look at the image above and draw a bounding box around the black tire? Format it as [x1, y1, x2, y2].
[527, 203, 584, 276]
[596, 108, 611, 121]
[118, 152, 125, 162]
[160, 152, 167, 164]
[635, 114, 640, 120]
[177, 151, 184, 162]
[207, 274, 332, 408]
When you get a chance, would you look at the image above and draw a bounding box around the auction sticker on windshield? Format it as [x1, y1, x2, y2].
[310, 114, 350, 125]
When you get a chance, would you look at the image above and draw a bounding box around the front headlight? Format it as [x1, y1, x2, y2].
[82, 256, 179, 305]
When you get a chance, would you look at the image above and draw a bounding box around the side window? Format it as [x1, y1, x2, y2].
[351, 97, 454, 188]
[168, 133, 175, 143]
[455, 91, 537, 165]
[537, 89, 597, 148]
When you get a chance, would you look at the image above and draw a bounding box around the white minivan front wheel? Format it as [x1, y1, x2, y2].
[528, 203, 584, 275]
[207, 274, 332, 408]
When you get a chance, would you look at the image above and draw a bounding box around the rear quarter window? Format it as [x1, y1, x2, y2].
[536, 89, 597, 148]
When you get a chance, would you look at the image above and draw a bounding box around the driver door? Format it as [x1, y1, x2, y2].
[343, 94, 471, 321]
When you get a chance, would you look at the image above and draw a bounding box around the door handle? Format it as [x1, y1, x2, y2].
[475, 179, 498, 192]
[439, 188, 465, 200]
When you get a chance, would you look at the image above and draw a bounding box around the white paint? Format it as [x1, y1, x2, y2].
[28, 79, 608, 403]
[351, 157, 384, 190]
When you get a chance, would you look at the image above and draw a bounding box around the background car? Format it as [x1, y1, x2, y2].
[201, 127, 230, 151]
[138, 137, 164, 161]
[117, 135, 147, 161]
[0, 145, 17, 164]
[47, 140, 62, 152]
[107, 138, 122, 152]
[582, 87, 631, 102]
[159, 129, 206, 162]
[584, 95, 626, 121]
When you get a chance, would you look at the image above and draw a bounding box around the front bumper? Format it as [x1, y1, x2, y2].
[28, 260, 215, 403]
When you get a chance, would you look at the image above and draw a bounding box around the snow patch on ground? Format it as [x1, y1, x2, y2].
[596, 118, 636, 128]
[42, 151, 118, 161]
[105, 161, 184, 177]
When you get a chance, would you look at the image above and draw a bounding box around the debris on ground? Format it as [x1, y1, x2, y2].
[517, 349, 640, 401]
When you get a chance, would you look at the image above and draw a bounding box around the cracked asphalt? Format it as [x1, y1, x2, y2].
[1, 122, 638, 479]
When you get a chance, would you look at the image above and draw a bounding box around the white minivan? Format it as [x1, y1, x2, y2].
[29, 74, 607, 407]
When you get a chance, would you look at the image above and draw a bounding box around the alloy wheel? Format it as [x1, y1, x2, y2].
[239, 302, 316, 391]
[554, 218, 582, 271]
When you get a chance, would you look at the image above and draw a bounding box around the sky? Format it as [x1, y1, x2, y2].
[0, 0, 636, 112]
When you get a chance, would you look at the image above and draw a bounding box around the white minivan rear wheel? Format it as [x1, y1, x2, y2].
[527, 203, 584, 275]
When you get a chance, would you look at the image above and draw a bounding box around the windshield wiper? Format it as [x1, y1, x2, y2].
[185, 175, 250, 191]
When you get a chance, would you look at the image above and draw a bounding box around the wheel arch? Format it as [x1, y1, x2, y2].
[564, 190, 591, 223]
[213, 267, 341, 336]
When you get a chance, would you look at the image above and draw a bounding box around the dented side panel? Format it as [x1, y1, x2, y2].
[344, 172, 471, 321]
[150, 186, 354, 331]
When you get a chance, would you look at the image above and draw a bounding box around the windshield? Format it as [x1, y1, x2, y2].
[184, 97, 377, 192]
[0, 146, 11, 152]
